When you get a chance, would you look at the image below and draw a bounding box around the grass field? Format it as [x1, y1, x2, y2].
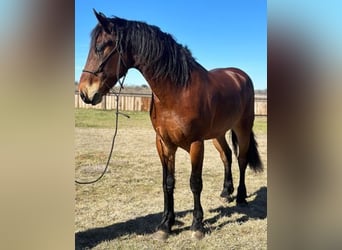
[75, 109, 267, 249]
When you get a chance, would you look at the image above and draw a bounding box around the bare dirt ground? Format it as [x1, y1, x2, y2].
[75, 112, 267, 249]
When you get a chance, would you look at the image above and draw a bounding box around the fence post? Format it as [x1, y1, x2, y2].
[101, 94, 107, 110]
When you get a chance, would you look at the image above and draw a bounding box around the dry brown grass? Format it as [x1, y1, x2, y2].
[75, 111, 267, 249]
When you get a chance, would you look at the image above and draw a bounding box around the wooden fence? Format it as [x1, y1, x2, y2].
[75, 92, 267, 115]
[254, 95, 267, 116]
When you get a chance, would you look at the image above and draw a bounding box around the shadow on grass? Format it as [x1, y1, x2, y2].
[75, 186, 266, 249]
[205, 186, 267, 231]
[75, 210, 191, 249]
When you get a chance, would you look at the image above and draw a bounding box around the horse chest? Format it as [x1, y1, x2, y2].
[150, 108, 197, 147]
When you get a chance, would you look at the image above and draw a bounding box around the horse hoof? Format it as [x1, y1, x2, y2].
[237, 200, 248, 207]
[220, 195, 234, 203]
[153, 230, 169, 241]
[191, 230, 205, 240]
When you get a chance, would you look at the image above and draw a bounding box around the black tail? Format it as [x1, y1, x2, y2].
[231, 130, 263, 172]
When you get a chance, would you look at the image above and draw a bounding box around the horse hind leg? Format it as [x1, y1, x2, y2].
[231, 126, 263, 206]
[212, 136, 234, 202]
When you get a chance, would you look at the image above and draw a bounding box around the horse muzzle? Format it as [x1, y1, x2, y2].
[80, 91, 103, 105]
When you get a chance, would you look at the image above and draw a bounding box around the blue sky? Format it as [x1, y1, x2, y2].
[75, 0, 266, 89]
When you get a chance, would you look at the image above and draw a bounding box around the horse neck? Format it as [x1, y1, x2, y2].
[128, 49, 207, 102]
[135, 68, 182, 102]
[133, 60, 210, 103]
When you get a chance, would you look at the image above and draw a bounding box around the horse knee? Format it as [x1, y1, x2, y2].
[166, 175, 175, 193]
[190, 174, 202, 193]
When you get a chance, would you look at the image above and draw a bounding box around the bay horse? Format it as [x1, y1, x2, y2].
[78, 10, 263, 240]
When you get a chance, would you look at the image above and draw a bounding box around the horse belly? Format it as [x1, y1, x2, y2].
[203, 117, 237, 139]
[203, 99, 242, 139]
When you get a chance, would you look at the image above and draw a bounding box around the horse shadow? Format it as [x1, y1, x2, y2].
[204, 186, 267, 231]
[75, 186, 267, 249]
[75, 210, 189, 250]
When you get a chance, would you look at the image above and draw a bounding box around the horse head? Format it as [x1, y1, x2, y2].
[78, 9, 131, 105]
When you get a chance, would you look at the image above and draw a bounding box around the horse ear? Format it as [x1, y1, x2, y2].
[93, 9, 112, 34]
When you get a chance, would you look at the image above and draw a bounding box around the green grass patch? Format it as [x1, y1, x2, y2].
[75, 109, 151, 129]
[253, 116, 267, 134]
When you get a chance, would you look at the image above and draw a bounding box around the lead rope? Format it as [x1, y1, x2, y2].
[76, 41, 128, 184]
[75, 85, 128, 184]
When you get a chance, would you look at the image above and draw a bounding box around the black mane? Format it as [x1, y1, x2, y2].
[91, 16, 203, 86]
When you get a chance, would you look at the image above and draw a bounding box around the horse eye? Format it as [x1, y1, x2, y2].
[95, 45, 103, 55]
[106, 40, 114, 46]
[95, 40, 113, 55]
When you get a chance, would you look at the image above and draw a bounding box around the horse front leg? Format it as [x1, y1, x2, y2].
[154, 135, 177, 241]
[189, 140, 205, 240]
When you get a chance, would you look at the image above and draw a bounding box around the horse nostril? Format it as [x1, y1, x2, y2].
[92, 92, 102, 105]
[80, 91, 91, 104]
[80, 92, 86, 101]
